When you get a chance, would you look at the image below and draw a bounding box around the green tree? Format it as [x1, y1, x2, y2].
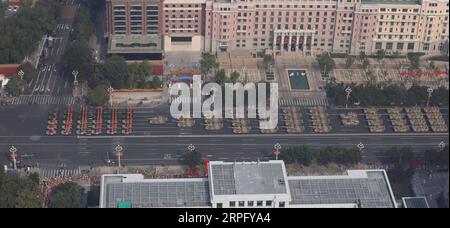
[230, 71, 240, 83]
[19, 62, 37, 83]
[200, 53, 218, 74]
[62, 40, 95, 83]
[87, 84, 109, 106]
[151, 76, 163, 88]
[263, 54, 273, 63]
[358, 51, 367, 62]
[407, 53, 422, 70]
[49, 182, 85, 208]
[376, 49, 386, 62]
[87, 185, 100, 207]
[345, 54, 355, 69]
[5, 76, 27, 96]
[185, 150, 202, 169]
[362, 58, 370, 70]
[317, 53, 336, 75]
[103, 55, 128, 89]
[384, 146, 413, 164]
[215, 69, 226, 86]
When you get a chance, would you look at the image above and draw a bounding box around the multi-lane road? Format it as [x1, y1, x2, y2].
[28, 0, 79, 97]
[0, 104, 448, 167]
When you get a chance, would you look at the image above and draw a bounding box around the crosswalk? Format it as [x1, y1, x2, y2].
[279, 97, 328, 106]
[39, 168, 81, 180]
[8, 95, 77, 105]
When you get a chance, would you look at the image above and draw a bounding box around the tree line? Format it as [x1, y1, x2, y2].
[327, 83, 449, 107]
[281, 146, 362, 166]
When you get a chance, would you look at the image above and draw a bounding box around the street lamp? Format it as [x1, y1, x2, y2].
[9, 146, 18, 170]
[114, 145, 124, 174]
[107, 86, 114, 107]
[187, 144, 196, 153]
[438, 141, 446, 151]
[345, 87, 352, 109]
[72, 70, 79, 86]
[357, 142, 365, 152]
[274, 143, 282, 160]
[18, 70, 24, 80]
[426, 87, 433, 107]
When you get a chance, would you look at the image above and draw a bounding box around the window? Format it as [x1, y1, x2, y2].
[238, 201, 245, 207]
[407, 42, 414, 50]
[229, 201, 236, 207]
[266, 201, 272, 207]
[248, 201, 254, 207]
[386, 42, 393, 50]
[375, 42, 382, 50]
[257, 201, 263, 207]
[217, 203, 223, 208]
[397, 42, 404, 50]
[279, 202, 286, 208]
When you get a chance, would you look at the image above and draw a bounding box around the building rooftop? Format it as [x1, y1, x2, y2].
[100, 174, 211, 208]
[0, 64, 20, 77]
[402, 197, 430, 208]
[288, 170, 396, 208]
[361, 0, 419, 4]
[108, 35, 162, 54]
[209, 161, 288, 195]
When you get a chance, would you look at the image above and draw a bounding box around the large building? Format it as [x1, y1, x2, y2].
[105, 0, 449, 58]
[100, 160, 397, 208]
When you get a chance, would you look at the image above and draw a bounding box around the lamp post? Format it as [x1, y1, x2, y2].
[187, 144, 196, 153]
[345, 87, 352, 109]
[18, 70, 24, 80]
[72, 70, 79, 85]
[274, 143, 281, 160]
[438, 141, 446, 151]
[9, 146, 18, 170]
[114, 145, 124, 174]
[426, 87, 433, 107]
[108, 86, 114, 107]
[357, 142, 365, 153]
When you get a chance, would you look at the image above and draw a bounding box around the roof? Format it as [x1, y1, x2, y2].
[288, 170, 396, 208]
[108, 35, 162, 54]
[361, 0, 419, 4]
[209, 161, 288, 195]
[100, 174, 211, 208]
[0, 64, 20, 77]
[402, 197, 430, 208]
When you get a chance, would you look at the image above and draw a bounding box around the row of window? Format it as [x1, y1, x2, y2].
[217, 201, 285, 208]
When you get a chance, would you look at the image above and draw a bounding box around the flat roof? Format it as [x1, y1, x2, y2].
[361, 0, 419, 4]
[402, 197, 430, 208]
[108, 35, 162, 54]
[288, 170, 396, 208]
[210, 161, 288, 195]
[101, 175, 211, 208]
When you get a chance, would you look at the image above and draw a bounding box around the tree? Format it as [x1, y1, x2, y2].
[407, 53, 422, 70]
[103, 55, 128, 89]
[199, 53, 218, 74]
[345, 54, 355, 69]
[376, 49, 386, 62]
[428, 61, 436, 72]
[358, 51, 367, 62]
[152, 76, 163, 88]
[49, 182, 85, 208]
[185, 150, 202, 169]
[384, 146, 413, 164]
[362, 58, 370, 70]
[62, 40, 95, 84]
[5, 76, 27, 96]
[0, 173, 42, 208]
[87, 185, 100, 207]
[215, 69, 226, 86]
[19, 62, 37, 83]
[317, 53, 336, 75]
[87, 84, 109, 106]
[230, 71, 240, 83]
[263, 54, 273, 63]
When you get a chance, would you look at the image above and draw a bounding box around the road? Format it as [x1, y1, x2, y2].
[28, 0, 79, 97]
[0, 133, 447, 168]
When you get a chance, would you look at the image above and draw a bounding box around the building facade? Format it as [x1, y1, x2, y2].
[105, 0, 449, 57]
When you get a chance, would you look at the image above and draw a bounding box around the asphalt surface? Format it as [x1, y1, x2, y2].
[0, 104, 448, 167]
[28, 0, 79, 97]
